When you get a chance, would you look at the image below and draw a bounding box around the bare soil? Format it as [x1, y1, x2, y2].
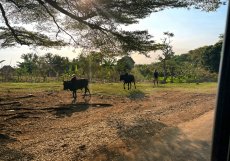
[0, 89, 216, 161]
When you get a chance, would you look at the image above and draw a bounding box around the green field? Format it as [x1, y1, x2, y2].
[0, 82, 218, 96]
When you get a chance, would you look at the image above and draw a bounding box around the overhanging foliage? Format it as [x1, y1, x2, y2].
[0, 0, 226, 54]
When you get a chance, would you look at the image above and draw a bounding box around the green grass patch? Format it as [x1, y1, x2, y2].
[90, 82, 217, 96]
[0, 82, 218, 95]
[128, 89, 146, 100]
[0, 82, 62, 93]
[156, 82, 218, 94]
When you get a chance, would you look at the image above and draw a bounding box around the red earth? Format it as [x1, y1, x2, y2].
[0, 89, 216, 161]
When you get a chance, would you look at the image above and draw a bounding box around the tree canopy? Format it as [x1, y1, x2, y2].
[0, 0, 225, 55]
[116, 56, 135, 73]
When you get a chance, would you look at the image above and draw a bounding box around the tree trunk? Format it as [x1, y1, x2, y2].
[162, 59, 167, 84]
[170, 67, 174, 83]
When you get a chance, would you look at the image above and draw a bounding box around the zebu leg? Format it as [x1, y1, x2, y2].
[72, 90, 77, 103]
[74, 90, 77, 99]
[133, 81, 136, 89]
[83, 87, 91, 103]
[84, 87, 88, 95]
[72, 91, 74, 98]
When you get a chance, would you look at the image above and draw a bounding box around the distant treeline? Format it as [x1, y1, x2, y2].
[135, 36, 222, 83]
[0, 37, 222, 83]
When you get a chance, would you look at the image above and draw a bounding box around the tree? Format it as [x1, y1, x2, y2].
[0, 0, 225, 54]
[51, 55, 70, 76]
[184, 35, 223, 73]
[116, 56, 135, 74]
[202, 39, 223, 73]
[159, 31, 174, 83]
[18, 53, 38, 74]
[100, 56, 117, 82]
[75, 51, 102, 80]
[15, 67, 27, 81]
[135, 64, 152, 79]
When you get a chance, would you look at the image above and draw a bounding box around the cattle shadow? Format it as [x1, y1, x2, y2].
[90, 103, 113, 108]
[0, 102, 113, 119]
[53, 103, 90, 118]
[0, 133, 17, 143]
[53, 102, 113, 118]
[91, 118, 211, 161]
[127, 89, 146, 100]
[0, 134, 34, 161]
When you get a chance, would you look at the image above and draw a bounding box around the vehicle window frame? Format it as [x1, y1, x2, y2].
[211, 2, 230, 161]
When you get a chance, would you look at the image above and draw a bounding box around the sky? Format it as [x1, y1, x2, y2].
[0, 3, 228, 67]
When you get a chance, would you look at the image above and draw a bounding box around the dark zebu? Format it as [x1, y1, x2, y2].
[63, 79, 91, 102]
[120, 73, 136, 90]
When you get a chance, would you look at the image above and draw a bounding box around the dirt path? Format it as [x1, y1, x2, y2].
[179, 110, 214, 141]
[0, 90, 216, 161]
[134, 110, 215, 161]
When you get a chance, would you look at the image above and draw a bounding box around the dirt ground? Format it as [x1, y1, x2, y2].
[0, 89, 216, 161]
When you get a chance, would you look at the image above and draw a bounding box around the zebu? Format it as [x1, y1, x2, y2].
[120, 73, 136, 90]
[63, 79, 91, 102]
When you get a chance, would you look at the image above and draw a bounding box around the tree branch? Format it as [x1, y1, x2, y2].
[43, 0, 107, 32]
[0, 2, 28, 45]
[37, 0, 78, 45]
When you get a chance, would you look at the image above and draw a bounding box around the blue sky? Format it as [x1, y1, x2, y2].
[129, 4, 228, 64]
[0, 4, 228, 67]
